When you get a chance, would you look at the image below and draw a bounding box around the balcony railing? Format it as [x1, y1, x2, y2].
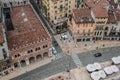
[54, 17, 68, 25]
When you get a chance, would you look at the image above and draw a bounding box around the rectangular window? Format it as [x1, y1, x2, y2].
[2, 48, 6, 54]
[60, 5, 63, 11]
[2, 49, 7, 59]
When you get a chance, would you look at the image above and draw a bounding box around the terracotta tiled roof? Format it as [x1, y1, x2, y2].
[108, 12, 116, 23]
[109, 0, 119, 9]
[0, 23, 4, 44]
[84, 0, 108, 8]
[115, 9, 120, 21]
[92, 8, 108, 18]
[84, 0, 108, 18]
[73, 8, 93, 24]
[7, 5, 50, 50]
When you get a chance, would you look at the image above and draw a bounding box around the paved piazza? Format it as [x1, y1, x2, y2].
[54, 32, 120, 55]
[45, 62, 120, 80]
[9, 46, 120, 80]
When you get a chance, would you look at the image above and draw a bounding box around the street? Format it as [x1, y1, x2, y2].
[30, 0, 65, 59]
[10, 1, 120, 80]
[11, 46, 120, 80]
[11, 55, 76, 80]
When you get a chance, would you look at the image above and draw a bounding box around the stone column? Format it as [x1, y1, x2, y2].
[25, 59, 30, 65]
[34, 57, 37, 61]
[117, 37, 119, 41]
[18, 61, 21, 68]
[42, 54, 44, 59]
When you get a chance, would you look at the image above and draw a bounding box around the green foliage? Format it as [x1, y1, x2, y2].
[62, 21, 68, 29]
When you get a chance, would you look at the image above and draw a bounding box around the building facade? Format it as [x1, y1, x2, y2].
[42, 0, 76, 33]
[103, 0, 120, 40]
[71, 0, 120, 42]
[71, 8, 95, 42]
[0, 23, 13, 76]
[84, 0, 109, 41]
[2, 0, 52, 69]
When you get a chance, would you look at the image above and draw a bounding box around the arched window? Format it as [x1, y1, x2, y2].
[35, 47, 41, 51]
[30, 50, 33, 53]
[43, 45, 48, 48]
[15, 55, 17, 58]
[18, 54, 20, 57]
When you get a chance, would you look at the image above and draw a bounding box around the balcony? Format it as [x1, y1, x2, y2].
[54, 17, 68, 25]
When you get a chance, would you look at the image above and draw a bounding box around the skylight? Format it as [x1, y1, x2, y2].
[24, 18, 28, 22]
[22, 12, 25, 16]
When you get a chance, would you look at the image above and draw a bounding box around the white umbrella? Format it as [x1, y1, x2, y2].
[98, 70, 106, 78]
[118, 56, 120, 62]
[112, 57, 120, 64]
[111, 65, 119, 73]
[86, 64, 96, 72]
[90, 72, 100, 80]
[94, 63, 102, 70]
[104, 67, 113, 75]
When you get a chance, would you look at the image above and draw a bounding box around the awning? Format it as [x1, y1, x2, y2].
[86, 63, 102, 72]
[86, 64, 96, 72]
[90, 70, 106, 80]
[111, 65, 119, 73]
[98, 70, 106, 78]
[90, 72, 100, 80]
[94, 63, 102, 70]
[112, 56, 120, 64]
[103, 65, 119, 75]
[104, 67, 113, 75]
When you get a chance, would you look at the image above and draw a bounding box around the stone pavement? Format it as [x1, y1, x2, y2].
[45, 61, 120, 80]
[54, 31, 120, 55]
[71, 54, 83, 68]
[0, 56, 55, 80]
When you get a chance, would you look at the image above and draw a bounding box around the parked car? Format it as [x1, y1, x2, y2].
[52, 47, 57, 55]
[94, 53, 102, 57]
[61, 35, 68, 40]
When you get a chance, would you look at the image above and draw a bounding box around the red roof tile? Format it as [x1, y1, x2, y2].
[73, 8, 93, 23]
[92, 8, 108, 18]
[108, 12, 116, 23]
[109, 0, 119, 9]
[84, 0, 108, 8]
[7, 5, 50, 50]
[84, 0, 108, 18]
[115, 9, 120, 21]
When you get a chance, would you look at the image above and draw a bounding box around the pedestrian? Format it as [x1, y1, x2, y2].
[85, 44, 87, 46]
[103, 44, 105, 47]
[69, 39, 70, 42]
[96, 47, 98, 50]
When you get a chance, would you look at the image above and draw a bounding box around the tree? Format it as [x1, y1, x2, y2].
[62, 21, 68, 29]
